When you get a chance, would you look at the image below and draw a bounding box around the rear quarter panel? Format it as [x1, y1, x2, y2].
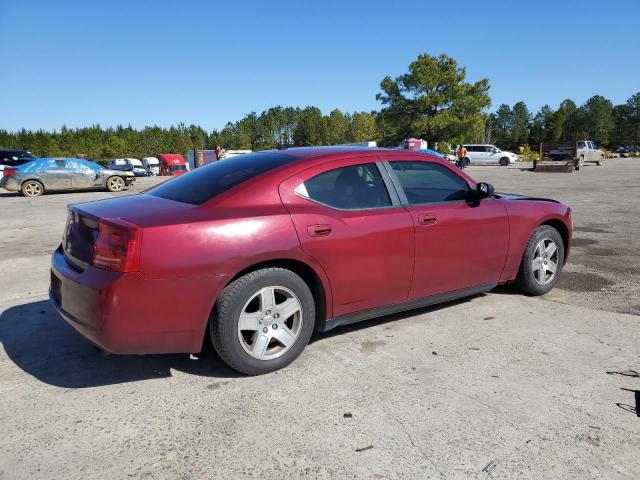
[137, 181, 333, 344]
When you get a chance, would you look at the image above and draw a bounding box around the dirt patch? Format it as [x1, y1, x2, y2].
[360, 340, 385, 353]
[557, 272, 615, 293]
[573, 226, 613, 234]
[571, 238, 599, 248]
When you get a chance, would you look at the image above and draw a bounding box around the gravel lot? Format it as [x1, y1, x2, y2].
[1, 159, 639, 479]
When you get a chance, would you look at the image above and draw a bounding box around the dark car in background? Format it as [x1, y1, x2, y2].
[0, 149, 38, 167]
[1, 157, 135, 196]
[107, 158, 149, 177]
[0, 149, 38, 179]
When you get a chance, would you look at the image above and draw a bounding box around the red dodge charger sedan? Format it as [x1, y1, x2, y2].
[50, 147, 572, 375]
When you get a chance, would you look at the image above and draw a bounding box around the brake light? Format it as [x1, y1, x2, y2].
[3, 168, 18, 178]
[92, 218, 142, 272]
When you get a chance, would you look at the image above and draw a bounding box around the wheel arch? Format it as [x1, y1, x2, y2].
[220, 258, 329, 332]
[20, 178, 45, 194]
[539, 219, 569, 264]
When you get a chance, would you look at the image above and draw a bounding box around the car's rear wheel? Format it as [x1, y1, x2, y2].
[106, 176, 125, 192]
[515, 225, 564, 296]
[499, 157, 510, 166]
[210, 268, 315, 375]
[21, 180, 44, 197]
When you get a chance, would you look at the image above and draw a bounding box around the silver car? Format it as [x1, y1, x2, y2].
[0, 157, 135, 197]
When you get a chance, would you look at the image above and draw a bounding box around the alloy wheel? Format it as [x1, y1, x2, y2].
[108, 177, 124, 191]
[532, 238, 559, 285]
[237, 286, 303, 360]
[23, 182, 43, 197]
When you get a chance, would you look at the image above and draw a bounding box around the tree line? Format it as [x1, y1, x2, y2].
[487, 93, 640, 150]
[0, 108, 378, 161]
[1, 53, 638, 160]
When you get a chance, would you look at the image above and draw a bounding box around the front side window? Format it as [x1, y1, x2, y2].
[389, 161, 470, 204]
[65, 159, 94, 174]
[577, 141, 587, 149]
[297, 163, 391, 210]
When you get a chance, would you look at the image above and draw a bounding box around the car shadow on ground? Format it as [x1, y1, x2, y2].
[1, 289, 508, 388]
[0, 299, 240, 388]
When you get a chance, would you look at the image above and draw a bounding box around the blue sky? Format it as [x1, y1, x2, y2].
[1, 0, 638, 132]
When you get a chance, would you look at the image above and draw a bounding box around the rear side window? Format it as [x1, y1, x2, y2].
[389, 161, 470, 204]
[148, 151, 298, 205]
[296, 163, 391, 210]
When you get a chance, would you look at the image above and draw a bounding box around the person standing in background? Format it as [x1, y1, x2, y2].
[456, 144, 468, 169]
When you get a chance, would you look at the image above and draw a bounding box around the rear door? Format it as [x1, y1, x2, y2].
[475, 146, 492, 164]
[279, 157, 415, 318]
[44, 159, 72, 189]
[383, 159, 509, 299]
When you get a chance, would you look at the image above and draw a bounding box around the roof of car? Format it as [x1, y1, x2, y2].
[272, 146, 435, 159]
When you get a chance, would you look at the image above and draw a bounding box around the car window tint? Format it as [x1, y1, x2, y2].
[148, 151, 299, 205]
[51, 160, 66, 170]
[65, 159, 92, 173]
[390, 161, 470, 204]
[299, 163, 391, 210]
[577, 142, 586, 148]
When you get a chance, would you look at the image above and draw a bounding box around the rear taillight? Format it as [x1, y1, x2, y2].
[3, 168, 18, 178]
[92, 218, 142, 272]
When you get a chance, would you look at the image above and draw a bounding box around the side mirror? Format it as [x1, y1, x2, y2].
[476, 182, 495, 198]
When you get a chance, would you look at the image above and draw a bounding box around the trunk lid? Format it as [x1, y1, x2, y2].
[62, 194, 197, 270]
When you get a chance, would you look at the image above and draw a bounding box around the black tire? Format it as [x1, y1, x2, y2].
[21, 180, 44, 197]
[106, 176, 125, 192]
[499, 157, 510, 166]
[210, 268, 315, 375]
[515, 225, 565, 296]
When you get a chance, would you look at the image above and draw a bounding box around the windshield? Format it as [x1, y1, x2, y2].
[172, 165, 187, 171]
[148, 151, 298, 205]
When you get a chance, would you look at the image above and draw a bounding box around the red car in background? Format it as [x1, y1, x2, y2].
[50, 147, 572, 375]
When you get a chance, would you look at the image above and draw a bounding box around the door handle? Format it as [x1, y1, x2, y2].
[417, 213, 437, 226]
[307, 224, 332, 237]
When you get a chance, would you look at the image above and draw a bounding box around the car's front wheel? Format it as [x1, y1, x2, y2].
[499, 157, 510, 166]
[515, 225, 564, 296]
[106, 176, 125, 192]
[210, 268, 315, 375]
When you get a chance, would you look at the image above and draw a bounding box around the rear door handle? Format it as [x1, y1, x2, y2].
[417, 213, 437, 226]
[307, 224, 332, 237]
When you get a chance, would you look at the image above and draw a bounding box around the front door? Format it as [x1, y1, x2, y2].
[67, 159, 101, 189]
[384, 159, 509, 299]
[279, 158, 415, 318]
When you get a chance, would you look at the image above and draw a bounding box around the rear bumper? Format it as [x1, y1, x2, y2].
[50, 247, 228, 354]
[0, 177, 18, 191]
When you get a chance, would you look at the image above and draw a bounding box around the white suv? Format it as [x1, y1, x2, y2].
[462, 144, 518, 166]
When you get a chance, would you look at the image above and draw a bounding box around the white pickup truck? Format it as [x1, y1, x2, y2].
[540, 141, 605, 169]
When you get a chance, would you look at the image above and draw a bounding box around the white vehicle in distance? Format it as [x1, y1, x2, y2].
[142, 157, 160, 176]
[461, 144, 518, 166]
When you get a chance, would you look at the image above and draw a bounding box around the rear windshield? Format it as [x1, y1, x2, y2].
[148, 151, 298, 205]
